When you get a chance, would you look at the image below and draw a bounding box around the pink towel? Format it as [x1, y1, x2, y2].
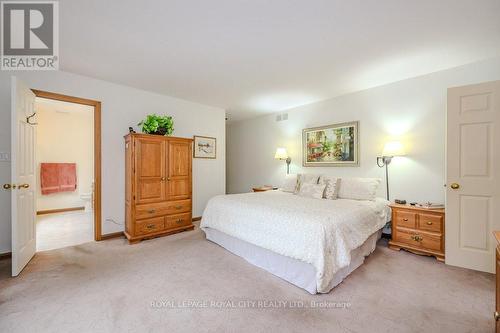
[40, 163, 77, 195]
[58, 163, 77, 193]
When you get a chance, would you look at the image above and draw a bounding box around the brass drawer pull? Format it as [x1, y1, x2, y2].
[411, 235, 423, 242]
[176, 219, 183, 224]
[146, 224, 155, 229]
[147, 209, 156, 214]
[174, 205, 183, 210]
[426, 221, 433, 225]
[403, 218, 408, 222]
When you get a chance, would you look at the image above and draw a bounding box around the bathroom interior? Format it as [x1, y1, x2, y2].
[34, 97, 95, 251]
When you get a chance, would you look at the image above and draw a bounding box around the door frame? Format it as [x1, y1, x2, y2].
[31, 89, 103, 241]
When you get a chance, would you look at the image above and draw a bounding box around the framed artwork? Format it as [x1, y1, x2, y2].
[193, 135, 216, 159]
[302, 121, 359, 167]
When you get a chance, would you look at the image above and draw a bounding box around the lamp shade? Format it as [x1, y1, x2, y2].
[274, 147, 288, 159]
[382, 141, 406, 157]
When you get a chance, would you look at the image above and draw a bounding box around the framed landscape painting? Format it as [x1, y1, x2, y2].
[302, 121, 359, 167]
[193, 135, 216, 159]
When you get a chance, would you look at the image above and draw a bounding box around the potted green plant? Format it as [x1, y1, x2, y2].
[137, 114, 174, 136]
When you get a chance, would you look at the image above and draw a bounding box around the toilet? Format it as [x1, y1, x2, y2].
[80, 192, 93, 212]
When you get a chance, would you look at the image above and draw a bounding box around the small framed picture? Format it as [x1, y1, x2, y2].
[193, 135, 216, 159]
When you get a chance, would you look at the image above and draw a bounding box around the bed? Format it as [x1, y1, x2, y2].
[200, 190, 391, 294]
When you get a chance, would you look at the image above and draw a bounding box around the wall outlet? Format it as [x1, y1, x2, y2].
[0, 152, 10, 162]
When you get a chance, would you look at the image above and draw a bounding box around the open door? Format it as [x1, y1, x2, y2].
[10, 77, 37, 276]
[446, 80, 500, 273]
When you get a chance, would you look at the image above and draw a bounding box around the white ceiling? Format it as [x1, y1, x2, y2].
[59, 0, 500, 121]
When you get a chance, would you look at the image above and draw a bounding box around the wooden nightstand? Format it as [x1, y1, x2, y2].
[388, 203, 445, 262]
[252, 186, 274, 192]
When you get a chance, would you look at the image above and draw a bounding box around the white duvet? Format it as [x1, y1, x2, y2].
[201, 191, 390, 293]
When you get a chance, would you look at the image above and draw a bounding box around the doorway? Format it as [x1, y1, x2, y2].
[32, 90, 102, 249]
[9, 79, 104, 275]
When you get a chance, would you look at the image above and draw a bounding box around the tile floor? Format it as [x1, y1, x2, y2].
[36, 211, 94, 251]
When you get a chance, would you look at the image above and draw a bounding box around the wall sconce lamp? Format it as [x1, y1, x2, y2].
[275, 147, 291, 174]
[377, 141, 406, 201]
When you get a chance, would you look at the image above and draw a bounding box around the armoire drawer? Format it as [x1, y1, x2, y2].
[165, 213, 192, 229]
[136, 217, 164, 235]
[136, 202, 172, 220]
[165, 199, 191, 215]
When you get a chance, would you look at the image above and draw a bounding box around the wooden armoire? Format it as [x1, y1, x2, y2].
[124, 133, 194, 244]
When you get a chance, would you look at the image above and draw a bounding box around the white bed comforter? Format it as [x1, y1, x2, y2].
[201, 191, 390, 293]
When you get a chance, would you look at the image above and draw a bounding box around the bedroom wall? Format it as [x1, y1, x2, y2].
[0, 70, 226, 254]
[35, 103, 94, 211]
[227, 57, 500, 203]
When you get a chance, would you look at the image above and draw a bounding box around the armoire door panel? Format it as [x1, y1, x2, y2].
[169, 141, 191, 177]
[135, 138, 166, 203]
[168, 179, 190, 200]
[167, 141, 192, 200]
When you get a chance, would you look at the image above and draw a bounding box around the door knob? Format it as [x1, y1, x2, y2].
[19, 184, 29, 189]
[3, 184, 15, 190]
[450, 183, 460, 190]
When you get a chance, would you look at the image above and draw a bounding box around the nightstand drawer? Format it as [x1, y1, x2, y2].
[419, 232, 442, 252]
[394, 228, 421, 247]
[395, 211, 417, 229]
[418, 213, 443, 233]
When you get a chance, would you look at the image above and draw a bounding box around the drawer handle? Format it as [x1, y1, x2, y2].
[426, 221, 433, 225]
[146, 224, 155, 229]
[174, 205, 183, 210]
[403, 218, 408, 222]
[176, 219, 183, 224]
[148, 209, 156, 214]
[411, 235, 422, 242]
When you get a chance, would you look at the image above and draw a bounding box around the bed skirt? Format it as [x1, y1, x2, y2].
[203, 227, 382, 294]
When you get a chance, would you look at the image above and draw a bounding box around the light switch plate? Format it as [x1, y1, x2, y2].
[0, 152, 10, 161]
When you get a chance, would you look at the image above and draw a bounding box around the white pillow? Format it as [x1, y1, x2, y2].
[280, 174, 298, 193]
[295, 173, 320, 193]
[318, 176, 340, 199]
[297, 183, 326, 199]
[337, 178, 381, 201]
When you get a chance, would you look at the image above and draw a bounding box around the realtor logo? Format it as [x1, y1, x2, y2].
[1, 1, 59, 70]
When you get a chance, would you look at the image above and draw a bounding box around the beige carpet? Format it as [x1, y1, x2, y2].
[0, 225, 494, 333]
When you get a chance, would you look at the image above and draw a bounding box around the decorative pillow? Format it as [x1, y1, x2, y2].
[337, 178, 381, 201]
[297, 183, 326, 199]
[280, 174, 298, 193]
[294, 173, 320, 193]
[318, 176, 340, 199]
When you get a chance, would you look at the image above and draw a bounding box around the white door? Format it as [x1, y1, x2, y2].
[10, 77, 37, 276]
[446, 80, 500, 273]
